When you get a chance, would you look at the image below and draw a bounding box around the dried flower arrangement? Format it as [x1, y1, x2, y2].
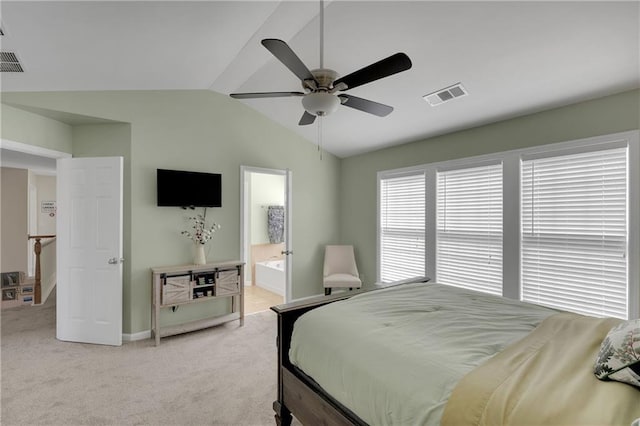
[182, 213, 221, 245]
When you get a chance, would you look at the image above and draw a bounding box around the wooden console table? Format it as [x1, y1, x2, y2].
[151, 260, 244, 346]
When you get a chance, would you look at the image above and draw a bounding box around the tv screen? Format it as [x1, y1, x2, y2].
[157, 169, 222, 207]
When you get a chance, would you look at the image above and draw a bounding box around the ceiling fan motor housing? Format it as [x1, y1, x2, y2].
[308, 68, 338, 89]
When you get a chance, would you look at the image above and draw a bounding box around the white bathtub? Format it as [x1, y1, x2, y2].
[255, 259, 285, 296]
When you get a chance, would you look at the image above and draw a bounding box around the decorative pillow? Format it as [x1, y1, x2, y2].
[594, 319, 640, 388]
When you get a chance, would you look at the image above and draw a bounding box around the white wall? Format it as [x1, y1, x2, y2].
[34, 175, 56, 235]
[250, 173, 285, 245]
[1, 167, 28, 274]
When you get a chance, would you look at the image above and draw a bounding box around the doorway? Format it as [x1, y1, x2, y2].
[240, 166, 292, 313]
[1, 139, 68, 309]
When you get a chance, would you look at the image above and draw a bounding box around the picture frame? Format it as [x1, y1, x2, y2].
[1, 272, 22, 288]
[2, 288, 17, 301]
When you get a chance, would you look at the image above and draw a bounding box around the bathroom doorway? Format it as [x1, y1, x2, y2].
[240, 166, 292, 313]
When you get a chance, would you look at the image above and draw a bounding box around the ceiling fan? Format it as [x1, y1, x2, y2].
[230, 1, 412, 126]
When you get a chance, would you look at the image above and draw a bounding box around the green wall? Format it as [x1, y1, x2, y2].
[340, 89, 640, 287]
[1, 90, 341, 334]
[0, 104, 72, 153]
[3, 88, 638, 333]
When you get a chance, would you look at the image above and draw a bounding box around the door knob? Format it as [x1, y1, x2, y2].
[108, 257, 124, 264]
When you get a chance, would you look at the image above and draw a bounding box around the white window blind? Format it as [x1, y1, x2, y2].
[380, 172, 425, 283]
[521, 147, 628, 318]
[437, 164, 503, 295]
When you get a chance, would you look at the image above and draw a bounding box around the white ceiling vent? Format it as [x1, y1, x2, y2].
[1, 52, 24, 72]
[423, 83, 468, 107]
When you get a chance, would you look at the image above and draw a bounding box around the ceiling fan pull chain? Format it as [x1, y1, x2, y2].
[318, 115, 323, 160]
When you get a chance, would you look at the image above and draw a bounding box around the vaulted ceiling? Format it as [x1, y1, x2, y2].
[1, 1, 638, 158]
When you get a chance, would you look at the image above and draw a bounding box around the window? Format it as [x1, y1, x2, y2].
[379, 172, 425, 282]
[377, 131, 638, 319]
[437, 164, 503, 295]
[521, 147, 628, 318]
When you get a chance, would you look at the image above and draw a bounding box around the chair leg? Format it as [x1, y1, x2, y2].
[324, 288, 331, 296]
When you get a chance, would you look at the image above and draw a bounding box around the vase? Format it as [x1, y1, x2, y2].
[194, 244, 207, 265]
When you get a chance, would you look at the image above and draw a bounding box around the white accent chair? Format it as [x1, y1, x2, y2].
[323, 245, 362, 295]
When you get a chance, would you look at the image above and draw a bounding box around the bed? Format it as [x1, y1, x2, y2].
[271, 279, 640, 425]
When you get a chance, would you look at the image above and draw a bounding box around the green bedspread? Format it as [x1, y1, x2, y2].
[288, 282, 556, 425]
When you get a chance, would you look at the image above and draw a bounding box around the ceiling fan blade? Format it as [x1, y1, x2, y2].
[230, 91, 305, 99]
[334, 53, 412, 91]
[262, 39, 318, 84]
[298, 111, 316, 126]
[338, 94, 393, 117]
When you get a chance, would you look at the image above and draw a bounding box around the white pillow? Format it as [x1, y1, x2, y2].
[594, 319, 640, 388]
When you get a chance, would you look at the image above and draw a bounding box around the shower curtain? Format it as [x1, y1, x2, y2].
[267, 205, 285, 244]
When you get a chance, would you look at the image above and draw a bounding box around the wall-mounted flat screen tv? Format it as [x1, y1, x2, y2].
[157, 169, 222, 207]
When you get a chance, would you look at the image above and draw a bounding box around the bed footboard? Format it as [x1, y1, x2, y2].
[271, 277, 430, 425]
[271, 292, 357, 425]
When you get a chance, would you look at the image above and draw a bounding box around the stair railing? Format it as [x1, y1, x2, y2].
[27, 234, 56, 304]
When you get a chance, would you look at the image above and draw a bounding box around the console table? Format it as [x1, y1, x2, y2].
[151, 260, 244, 346]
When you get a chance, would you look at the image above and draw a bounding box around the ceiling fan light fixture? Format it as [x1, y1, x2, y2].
[229, 0, 412, 126]
[301, 92, 340, 116]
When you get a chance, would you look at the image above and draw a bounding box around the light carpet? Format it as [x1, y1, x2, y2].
[1, 291, 286, 426]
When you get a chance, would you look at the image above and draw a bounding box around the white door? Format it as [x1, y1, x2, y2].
[56, 157, 123, 346]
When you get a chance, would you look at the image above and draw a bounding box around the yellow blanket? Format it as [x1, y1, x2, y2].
[442, 313, 640, 426]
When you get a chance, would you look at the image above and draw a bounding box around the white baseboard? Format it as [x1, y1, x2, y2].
[122, 292, 325, 341]
[42, 275, 56, 303]
[122, 330, 151, 342]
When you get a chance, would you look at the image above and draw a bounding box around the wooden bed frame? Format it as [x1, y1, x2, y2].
[270, 277, 430, 425]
